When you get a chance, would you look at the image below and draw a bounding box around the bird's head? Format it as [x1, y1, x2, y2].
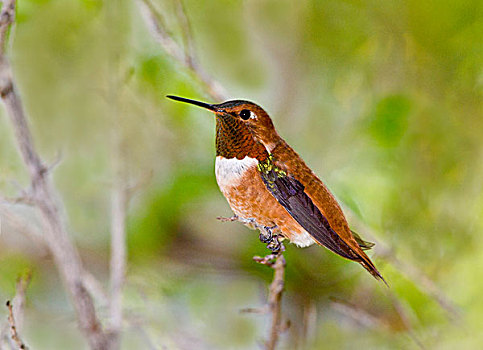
[167, 95, 278, 153]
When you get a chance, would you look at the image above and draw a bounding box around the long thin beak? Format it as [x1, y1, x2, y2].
[166, 95, 218, 112]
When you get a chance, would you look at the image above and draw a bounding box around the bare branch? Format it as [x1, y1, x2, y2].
[11, 272, 32, 336]
[0, 194, 34, 206]
[136, 0, 226, 100]
[330, 297, 387, 330]
[125, 170, 153, 200]
[0, 1, 110, 348]
[173, 0, 195, 68]
[3, 272, 32, 350]
[83, 272, 109, 308]
[108, 167, 152, 343]
[264, 254, 286, 350]
[6, 301, 26, 350]
[347, 212, 461, 321]
[108, 163, 128, 349]
[246, 254, 287, 350]
[0, 0, 14, 57]
[386, 292, 426, 350]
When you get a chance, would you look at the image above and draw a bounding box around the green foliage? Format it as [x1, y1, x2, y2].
[128, 165, 216, 260]
[1, 0, 482, 348]
[367, 95, 411, 148]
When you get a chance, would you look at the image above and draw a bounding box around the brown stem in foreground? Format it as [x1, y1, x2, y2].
[266, 254, 286, 350]
[5, 272, 32, 350]
[0, 1, 110, 349]
[6, 300, 26, 350]
[252, 254, 287, 350]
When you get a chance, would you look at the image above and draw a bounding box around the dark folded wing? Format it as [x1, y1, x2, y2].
[259, 167, 355, 259]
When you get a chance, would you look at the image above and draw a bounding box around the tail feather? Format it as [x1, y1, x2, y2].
[351, 229, 375, 251]
[358, 251, 388, 287]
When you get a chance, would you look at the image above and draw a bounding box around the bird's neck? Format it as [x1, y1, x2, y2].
[215, 116, 268, 161]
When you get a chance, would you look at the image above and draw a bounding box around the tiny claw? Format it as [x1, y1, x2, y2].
[259, 231, 272, 243]
[216, 215, 239, 222]
[267, 235, 285, 254]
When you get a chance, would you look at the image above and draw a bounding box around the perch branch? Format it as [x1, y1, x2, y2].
[11, 272, 31, 336]
[6, 301, 26, 350]
[259, 254, 287, 350]
[244, 253, 287, 350]
[3, 272, 31, 350]
[0, 1, 110, 349]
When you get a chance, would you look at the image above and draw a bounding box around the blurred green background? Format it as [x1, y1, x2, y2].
[0, 0, 482, 348]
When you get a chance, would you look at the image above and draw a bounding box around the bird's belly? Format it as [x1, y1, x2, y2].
[215, 156, 315, 247]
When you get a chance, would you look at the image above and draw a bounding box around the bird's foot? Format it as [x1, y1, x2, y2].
[258, 224, 277, 243]
[216, 215, 239, 222]
[258, 224, 283, 254]
[253, 241, 285, 266]
[259, 230, 272, 244]
[267, 235, 285, 254]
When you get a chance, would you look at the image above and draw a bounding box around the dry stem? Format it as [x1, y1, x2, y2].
[4, 272, 32, 350]
[6, 301, 26, 350]
[265, 254, 286, 350]
[347, 212, 461, 321]
[248, 254, 287, 350]
[136, 0, 226, 100]
[0, 1, 109, 348]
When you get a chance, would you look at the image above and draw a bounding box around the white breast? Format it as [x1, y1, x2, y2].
[290, 231, 316, 247]
[215, 156, 258, 190]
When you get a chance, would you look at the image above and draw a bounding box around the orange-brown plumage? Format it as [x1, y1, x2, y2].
[167, 95, 385, 283]
[269, 139, 382, 280]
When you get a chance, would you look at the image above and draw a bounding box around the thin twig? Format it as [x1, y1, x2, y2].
[108, 151, 128, 349]
[11, 272, 32, 336]
[331, 294, 425, 350]
[3, 272, 32, 350]
[83, 271, 110, 307]
[0, 1, 109, 349]
[125, 170, 153, 200]
[0, 194, 34, 206]
[347, 212, 461, 321]
[173, 0, 195, 68]
[136, 0, 226, 100]
[250, 254, 287, 350]
[106, 4, 127, 344]
[0, 0, 14, 57]
[6, 301, 26, 350]
[265, 254, 286, 350]
[109, 169, 152, 345]
[386, 292, 426, 350]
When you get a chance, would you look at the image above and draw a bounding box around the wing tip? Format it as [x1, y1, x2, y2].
[361, 259, 389, 287]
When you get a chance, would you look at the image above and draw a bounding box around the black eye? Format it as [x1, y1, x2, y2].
[240, 109, 251, 120]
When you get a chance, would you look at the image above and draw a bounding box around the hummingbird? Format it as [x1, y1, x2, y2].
[167, 95, 385, 283]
